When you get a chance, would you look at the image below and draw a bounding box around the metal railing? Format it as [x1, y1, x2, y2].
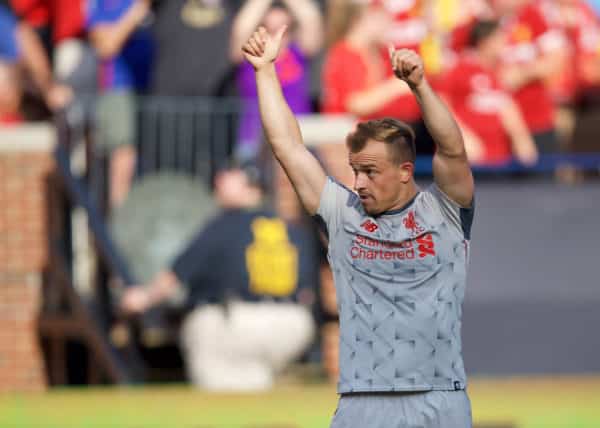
[135, 96, 241, 184]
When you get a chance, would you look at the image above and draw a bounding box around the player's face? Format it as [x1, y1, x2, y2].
[349, 139, 414, 216]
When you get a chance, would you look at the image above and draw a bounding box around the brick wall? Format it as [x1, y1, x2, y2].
[0, 125, 55, 392]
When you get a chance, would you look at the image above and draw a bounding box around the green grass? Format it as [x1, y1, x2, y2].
[1, 376, 599, 428]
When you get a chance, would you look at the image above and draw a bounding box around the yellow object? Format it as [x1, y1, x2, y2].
[421, 34, 443, 75]
[246, 217, 298, 297]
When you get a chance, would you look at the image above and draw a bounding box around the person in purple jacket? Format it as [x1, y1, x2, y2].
[230, 0, 323, 162]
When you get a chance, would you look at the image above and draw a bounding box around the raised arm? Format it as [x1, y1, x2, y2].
[390, 48, 474, 207]
[281, 0, 323, 56]
[242, 26, 326, 215]
[230, 0, 273, 63]
[88, 0, 150, 60]
[231, 0, 323, 63]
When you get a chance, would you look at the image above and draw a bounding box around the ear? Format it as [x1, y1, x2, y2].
[398, 162, 414, 183]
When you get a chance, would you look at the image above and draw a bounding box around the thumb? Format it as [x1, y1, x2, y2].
[274, 25, 288, 43]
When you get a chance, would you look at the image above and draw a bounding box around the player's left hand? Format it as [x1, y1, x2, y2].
[242, 26, 287, 71]
[389, 47, 425, 88]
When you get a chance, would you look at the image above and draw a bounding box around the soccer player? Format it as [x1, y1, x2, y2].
[242, 25, 474, 428]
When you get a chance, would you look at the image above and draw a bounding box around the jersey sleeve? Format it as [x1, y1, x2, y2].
[427, 183, 475, 240]
[316, 176, 355, 238]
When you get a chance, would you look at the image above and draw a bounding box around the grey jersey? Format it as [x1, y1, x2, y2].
[317, 178, 474, 393]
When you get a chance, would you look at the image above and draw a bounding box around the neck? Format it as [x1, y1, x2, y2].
[386, 181, 419, 213]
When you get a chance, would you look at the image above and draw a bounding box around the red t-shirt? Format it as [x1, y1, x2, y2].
[441, 54, 512, 166]
[540, 0, 600, 99]
[449, 19, 474, 54]
[321, 41, 421, 122]
[51, 0, 86, 43]
[10, 0, 85, 42]
[503, 1, 565, 132]
[10, 0, 49, 27]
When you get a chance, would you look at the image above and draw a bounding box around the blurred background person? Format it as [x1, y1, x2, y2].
[150, 0, 240, 97]
[544, 0, 600, 159]
[87, 0, 155, 209]
[8, 0, 93, 118]
[441, 19, 538, 166]
[447, 0, 495, 55]
[121, 163, 318, 391]
[384, 0, 444, 154]
[9, 0, 52, 56]
[0, 3, 70, 114]
[230, 0, 323, 162]
[495, 0, 567, 154]
[322, 0, 440, 155]
[321, 2, 411, 123]
[49, 0, 93, 101]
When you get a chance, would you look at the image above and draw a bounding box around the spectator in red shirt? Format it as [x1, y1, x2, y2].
[442, 19, 537, 166]
[10, 0, 51, 54]
[51, 0, 86, 44]
[323, 0, 443, 155]
[321, 1, 420, 130]
[324, 0, 455, 155]
[543, 0, 600, 102]
[496, 0, 567, 153]
[10, 0, 86, 46]
[545, 0, 600, 157]
[380, 0, 429, 122]
[448, 0, 495, 55]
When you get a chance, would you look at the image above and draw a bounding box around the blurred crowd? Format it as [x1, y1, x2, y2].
[1, 1, 599, 180]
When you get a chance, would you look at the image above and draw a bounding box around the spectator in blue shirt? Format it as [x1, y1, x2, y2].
[87, 0, 155, 208]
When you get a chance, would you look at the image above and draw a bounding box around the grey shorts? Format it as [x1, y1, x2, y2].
[330, 390, 472, 428]
[95, 90, 136, 152]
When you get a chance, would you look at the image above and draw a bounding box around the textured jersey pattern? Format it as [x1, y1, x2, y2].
[317, 178, 474, 393]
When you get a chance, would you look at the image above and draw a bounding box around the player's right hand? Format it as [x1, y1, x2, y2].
[242, 25, 287, 70]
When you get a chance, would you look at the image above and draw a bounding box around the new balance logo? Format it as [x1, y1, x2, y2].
[361, 220, 379, 233]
